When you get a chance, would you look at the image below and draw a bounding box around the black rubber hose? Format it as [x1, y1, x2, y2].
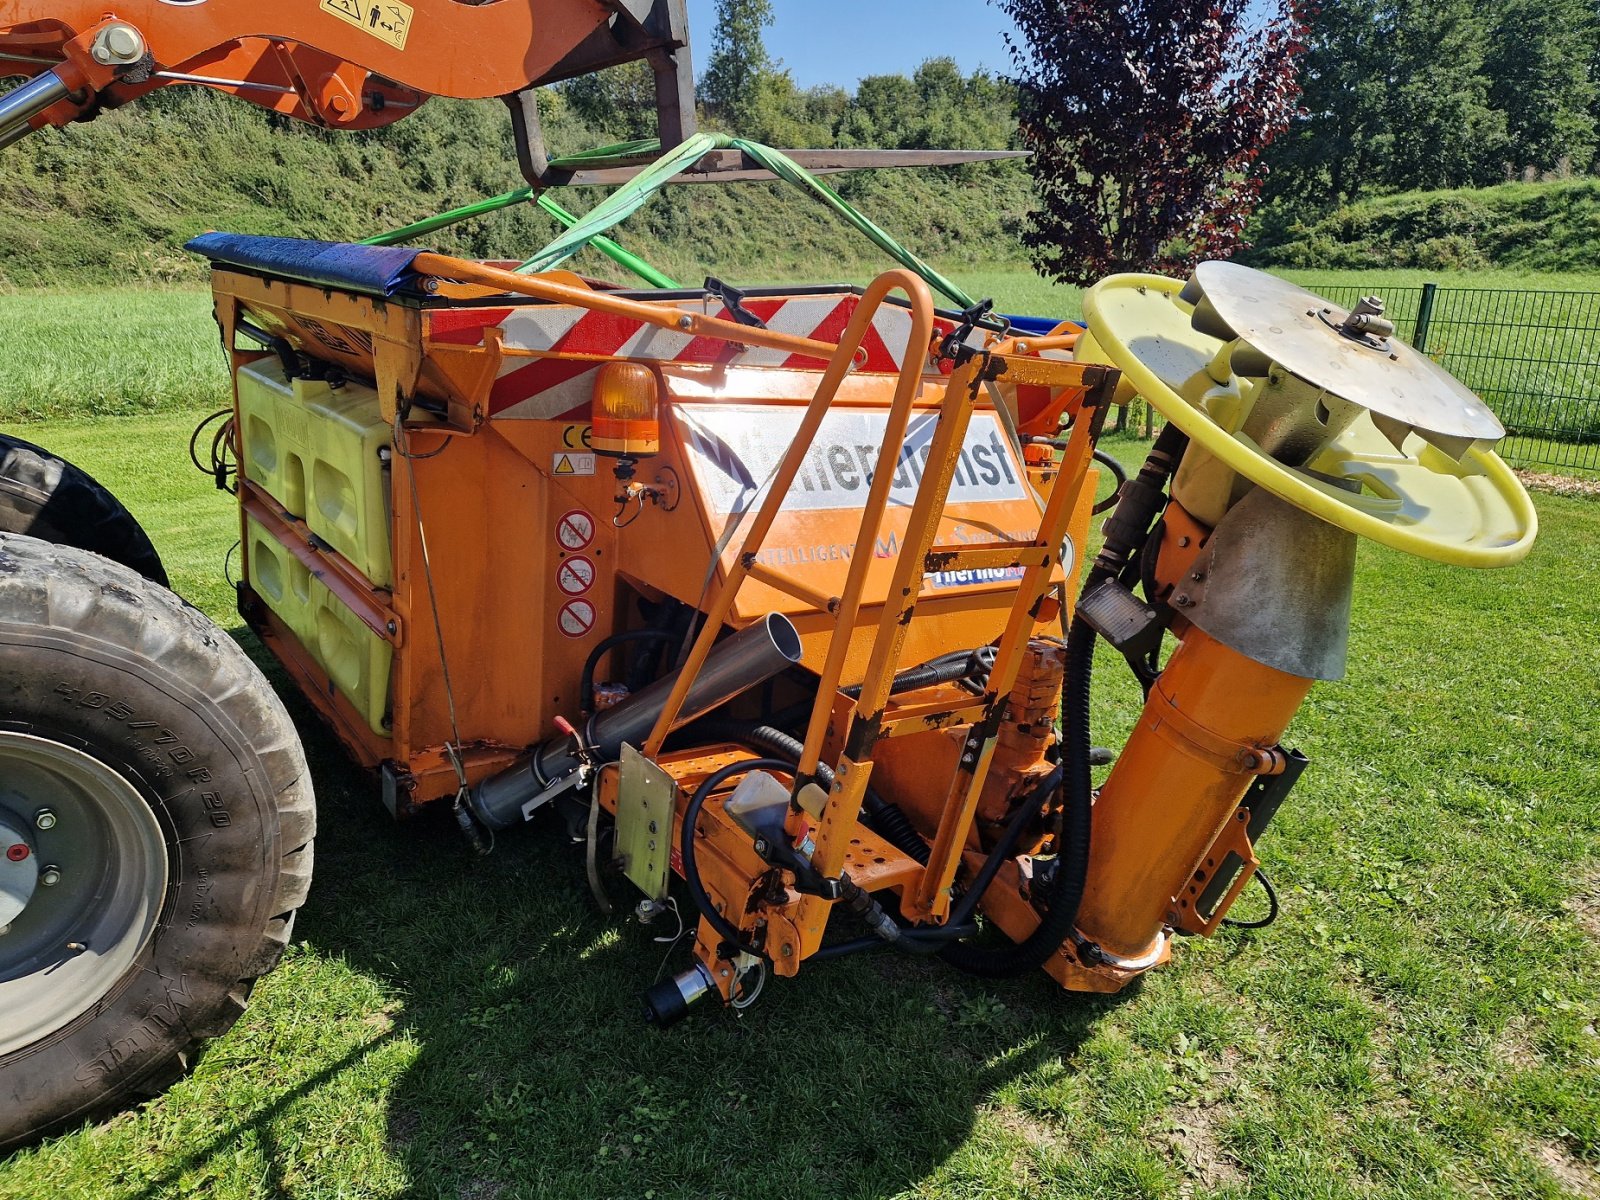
[1092, 449, 1129, 515]
[680, 757, 798, 963]
[769, 648, 994, 730]
[937, 619, 1096, 980]
[580, 629, 680, 713]
[945, 766, 1063, 931]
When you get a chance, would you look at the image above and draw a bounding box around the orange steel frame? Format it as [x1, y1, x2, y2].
[0, 3, 619, 133]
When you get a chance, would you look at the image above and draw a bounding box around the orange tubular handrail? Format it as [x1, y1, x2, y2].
[410, 254, 845, 365]
[638, 269, 938, 761]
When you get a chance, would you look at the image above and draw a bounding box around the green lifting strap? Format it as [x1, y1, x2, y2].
[361, 188, 679, 289]
[514, 134, 979, 311]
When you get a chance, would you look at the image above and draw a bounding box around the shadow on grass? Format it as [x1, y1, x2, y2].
[236, 635, 1134, 1200]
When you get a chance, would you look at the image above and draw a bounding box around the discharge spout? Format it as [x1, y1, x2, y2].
[468, 613, 804, 830]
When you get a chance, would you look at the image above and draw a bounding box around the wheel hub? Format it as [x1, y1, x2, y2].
[0, 813, 38, 930]
[0, 732, 169, 1056]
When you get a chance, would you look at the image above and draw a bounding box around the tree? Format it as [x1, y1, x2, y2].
[1383, 0, 1505, 191]
[1261, 4, 1393, 206]
[1487, 0, 1598, 174]
[700, 0, 780, 136]
[999, 0, 1307, 286]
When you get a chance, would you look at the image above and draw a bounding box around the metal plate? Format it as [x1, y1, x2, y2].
[1193, 261, 1504, 441]
[616, 744, 676, 903]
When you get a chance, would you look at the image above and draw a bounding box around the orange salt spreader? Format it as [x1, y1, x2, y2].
[188, 233, 1535, 1020]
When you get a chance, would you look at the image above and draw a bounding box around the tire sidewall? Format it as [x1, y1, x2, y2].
[0, 619, 282, 1143]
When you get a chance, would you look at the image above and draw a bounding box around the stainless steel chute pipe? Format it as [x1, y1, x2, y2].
[469, 613, 804, 830]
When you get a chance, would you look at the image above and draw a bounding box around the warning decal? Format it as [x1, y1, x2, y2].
[555, 509, 595, 551]
[558, 599, 597, 639]
[556, 554, 596, 597]
[321, 0, 413, 50]
[553, 452, 596, 477]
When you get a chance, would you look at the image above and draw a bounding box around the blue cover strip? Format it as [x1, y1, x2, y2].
[1000, 313, 1084, 336]
[185, 233, 425, 296]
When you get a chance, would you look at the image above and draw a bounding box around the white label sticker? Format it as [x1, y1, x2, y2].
[675, 405, 1028, 515]
[553, 452, 596, 477]
[555, 509, 595, 551]
[557, 599, 597, 638]
[556, 554, 597, 597]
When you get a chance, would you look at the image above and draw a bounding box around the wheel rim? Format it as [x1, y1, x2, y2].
[0, 731, 169, 1057]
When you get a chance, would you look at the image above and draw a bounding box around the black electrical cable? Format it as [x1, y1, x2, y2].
[1220, 868, 1279, 930]
[579, 628, 681, 712]
[679, 757, 797, 964]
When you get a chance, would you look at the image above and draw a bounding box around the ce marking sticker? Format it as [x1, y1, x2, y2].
[561, 424, 593, 449]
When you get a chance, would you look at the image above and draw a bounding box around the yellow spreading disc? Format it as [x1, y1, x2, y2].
[1078, 272, 1537, 567]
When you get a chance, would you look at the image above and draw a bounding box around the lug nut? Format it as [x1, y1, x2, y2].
[40, 866, 60, 887]
[34, 808, 56, 831]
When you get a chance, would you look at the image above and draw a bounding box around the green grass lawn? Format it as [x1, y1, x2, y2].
[1, 284, 1598, 1200]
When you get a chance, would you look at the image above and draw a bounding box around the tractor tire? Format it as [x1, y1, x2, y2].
[0, 533, 314, 1150]
[0, 433, 169, 586]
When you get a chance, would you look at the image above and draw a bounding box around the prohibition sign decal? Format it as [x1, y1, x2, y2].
[556, 554, 596, 596]
[555, 508, 595, 551]
[557, 599, 596, 639]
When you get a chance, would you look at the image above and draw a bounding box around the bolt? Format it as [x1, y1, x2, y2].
[1177, 535, 1191, 548]
[647, 820, 658, 834]
[1016, 341, 1030, 354]
[677, 315, 694, 331]
[91, 23, 145, 66]
[66, 941, 88, 954]
[780, 942, 795, 958]
[1189, 570, 1204, 581]
[386, 619, 398, 635]
[34, 808, 56, 831]
[1174, 592, 1193, 608]
[5, 844, 29, 862]
[752, 837, 770, 856]
[40, 866, 61, 887]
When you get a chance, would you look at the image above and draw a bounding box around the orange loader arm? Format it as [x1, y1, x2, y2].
[0, 1, 693, 155]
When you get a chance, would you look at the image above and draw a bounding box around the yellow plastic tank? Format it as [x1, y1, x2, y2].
[236, 359, 394, 587]
[245, 515, 393, 735]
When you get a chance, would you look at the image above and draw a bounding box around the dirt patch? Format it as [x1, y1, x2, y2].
[1537, 1140, 1600, 1199]
[1493, 1014, 1540, 1070]
[1566, 872, 1600, 943]
[1515, 470, 1600, 499]
[991, 1104, 1064, 1151]
[1166, 1105, 1246, 1196]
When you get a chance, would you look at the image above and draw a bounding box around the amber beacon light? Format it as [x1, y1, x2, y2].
[592, 362, 662, 459]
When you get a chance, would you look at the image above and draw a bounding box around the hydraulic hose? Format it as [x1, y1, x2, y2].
[580, 628, 680, 713]
[938, 614, 1096, 978]
[680, 757, 798, 963]
[939, 425, 1190, 979]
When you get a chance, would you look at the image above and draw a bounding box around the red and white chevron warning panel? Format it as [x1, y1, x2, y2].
[425, 293, 960, 420]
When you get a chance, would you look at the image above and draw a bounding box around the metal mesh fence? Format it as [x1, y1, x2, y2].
[1309, 282, 1600, 475]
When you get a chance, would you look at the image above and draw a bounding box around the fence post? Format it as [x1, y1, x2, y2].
[1412, 282, 1437, 351]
